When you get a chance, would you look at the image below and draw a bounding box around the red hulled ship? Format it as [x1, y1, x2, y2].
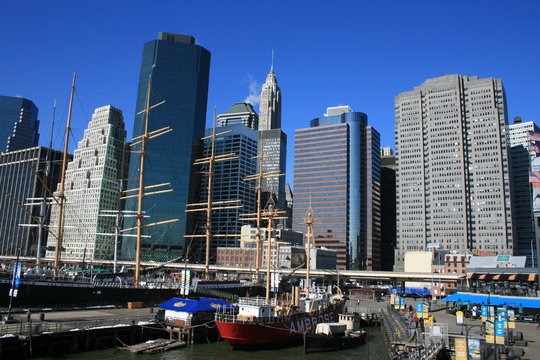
[215, 290, 345, 350]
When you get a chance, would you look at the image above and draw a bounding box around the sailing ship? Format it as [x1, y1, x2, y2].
[0, 74, 183, 308]
[214, 202, 346, 350]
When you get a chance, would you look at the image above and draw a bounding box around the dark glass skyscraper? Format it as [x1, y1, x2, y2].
[0, 147, 64, 257]
[0, 96, 39, 152]
[122, 33, 210, 262]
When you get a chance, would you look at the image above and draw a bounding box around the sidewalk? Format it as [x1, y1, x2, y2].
[399, 298, 540, 360]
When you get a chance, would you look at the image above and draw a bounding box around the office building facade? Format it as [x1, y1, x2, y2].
[0, 95, 39, 152]
[293, 106, 381, 270]
[394, 75, 514, 271]
[123, 33, 211, 262]
[0, 147, 64, 257]
[47, 105, 127, 261]
[380, 149, 396, 271]
[194, 124, 258, 263]
[509, 118, 539, 266]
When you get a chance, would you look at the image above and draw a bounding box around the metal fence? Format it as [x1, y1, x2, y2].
[0, 315, 155, 336]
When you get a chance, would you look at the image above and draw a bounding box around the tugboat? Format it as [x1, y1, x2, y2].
[303, 313, 367, 353]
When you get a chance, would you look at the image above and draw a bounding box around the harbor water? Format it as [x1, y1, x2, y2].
[42, 327, 390, 360]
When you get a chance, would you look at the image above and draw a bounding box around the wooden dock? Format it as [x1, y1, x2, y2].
[120, 338, 186, 354]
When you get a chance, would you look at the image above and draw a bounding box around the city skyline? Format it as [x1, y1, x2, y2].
[1, 1, 538, 188]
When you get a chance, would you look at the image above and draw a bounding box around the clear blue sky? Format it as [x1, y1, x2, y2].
[1, 1, 539, 184]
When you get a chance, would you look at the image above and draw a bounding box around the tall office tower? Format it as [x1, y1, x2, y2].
[0, 96, 39, 152]
[259, 59, 281, 131]
[258, 58, 287, 210]
[122, 33, 210, 262]
[217, 103, 258, 130]
[293, 106, 381, 270]
[380, 149, 396, 271]
[394, 75, 515, 271]
[46, 105, 127, 261]
[259, 129, 287, 207]
[509, 117, 539, 266]
[194, 124, 258, 263]
[0, 147, 64, 257]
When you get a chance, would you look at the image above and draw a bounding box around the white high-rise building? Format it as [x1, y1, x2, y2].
[47, 105, 127, 261]
[258, 55, 286, 209]
[509, 117, 539, 266]
[259, 58, 281, 131]
[394, 75, 515, 271]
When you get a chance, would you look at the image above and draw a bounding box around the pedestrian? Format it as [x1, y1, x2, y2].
[472, 305, 478, 320]
[408, 304, 413, 313]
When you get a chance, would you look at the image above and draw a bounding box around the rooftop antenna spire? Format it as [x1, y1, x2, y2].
[270, 49, 275, 73]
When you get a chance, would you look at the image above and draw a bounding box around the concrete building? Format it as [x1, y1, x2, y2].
[0, 96, 39, 153]
[239, 224, 303, 246]
[194, 124, 258, 263]
[259, 129, 287, 208]
[293, 106, 381, 270]
[394, 75, 514, 271]
[123, 33, 210, 262]
[217, 102, 258, 130]
[0, 147, 64, 257]
[47, 105, 127, 261]
[508, 117, 539, 266]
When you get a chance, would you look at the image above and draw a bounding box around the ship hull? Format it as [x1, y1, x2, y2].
[0, 279, 180, 307]
[215, 299, 345, 350]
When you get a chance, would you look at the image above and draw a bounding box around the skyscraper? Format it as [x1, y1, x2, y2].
[0, 96, 39, 152]
[217, 102, 258, 130]
[394, 75, 514, 271]
[0, 146, 64, 257]
[258, 58, 286, 209]
[194, 123, 258, 263]
[293, 106, 381, 270]
[47, 105, 127, 261]
[509, 117, 539, 266]
[122, 33, 211, 262]
[380, 148, 396, 271]
[259, 58, 281, 131]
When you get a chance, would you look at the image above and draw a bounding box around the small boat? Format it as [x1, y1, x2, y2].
[303, 322, 367, 354]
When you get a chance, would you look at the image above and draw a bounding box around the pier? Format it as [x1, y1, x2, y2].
[0, 306, 170, 359]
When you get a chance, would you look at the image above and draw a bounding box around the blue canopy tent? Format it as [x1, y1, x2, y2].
[159, 297, 237, 313]
[441, 292, 540, 308]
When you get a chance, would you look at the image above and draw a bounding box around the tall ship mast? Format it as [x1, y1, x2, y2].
[120, 75, 177, 286]
[243, 151, 283, 282]
[215, 203, 345, 350]
[52, 73, 76, 276]
[186, 110, 240, 279]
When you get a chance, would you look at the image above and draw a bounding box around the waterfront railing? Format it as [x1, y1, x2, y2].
[0, 315, 156, 336]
